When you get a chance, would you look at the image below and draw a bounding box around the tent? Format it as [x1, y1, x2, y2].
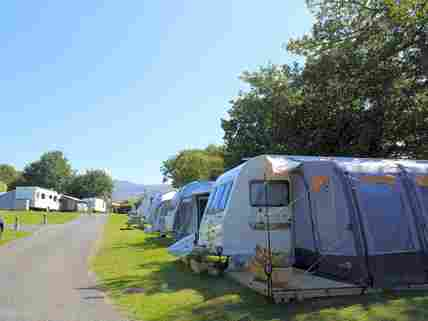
[198, 154, 428, 288]
[171, 181, 214, 241]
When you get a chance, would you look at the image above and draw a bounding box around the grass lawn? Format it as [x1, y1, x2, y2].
[0, 211, 80, 225]
[0, 229, 31, 246]
[92, 215, 428, 321]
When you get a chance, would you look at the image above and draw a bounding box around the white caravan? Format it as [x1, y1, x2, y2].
[15, 186, 61, 211]
[83, 198, 107, 213]
[198, 155, 294, 260]
[137, 190, 162, 221]
[151, 191, 177, 232]
[170, 181, 214, 240]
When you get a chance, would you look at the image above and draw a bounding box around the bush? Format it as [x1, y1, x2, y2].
[0, 181, 7, 192]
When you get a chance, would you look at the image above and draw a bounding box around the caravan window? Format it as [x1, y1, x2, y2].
[206, 181, 233, 214]
[206, 188, 218, 212]
[219, 182, 233, 210]
[41, 193, 46, 200]
[213, 184, 226, 209]
[250, 181, 289, 207]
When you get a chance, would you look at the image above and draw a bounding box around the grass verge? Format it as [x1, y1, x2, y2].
[0, 211, 80, 225]
[92, 215, 428, 321]
[0, 229, 31, 246]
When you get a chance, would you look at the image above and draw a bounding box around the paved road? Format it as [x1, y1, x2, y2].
[0, 215, 127, 321]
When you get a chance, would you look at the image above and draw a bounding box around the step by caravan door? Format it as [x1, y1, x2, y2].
[352, 174, 428, 287]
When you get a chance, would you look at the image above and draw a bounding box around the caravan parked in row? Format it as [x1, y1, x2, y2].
[15, 186, 61, 211]
[82, 197, 107, 213]
[151, 191, 177, 233]
[170, 181, 214, 241]
[198, 154, 428, 288]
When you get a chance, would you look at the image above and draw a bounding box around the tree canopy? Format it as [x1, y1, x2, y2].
[222, 0, 428, 168]
[67, 169, 114, 199]
[0, 164, 19, 186]
[161, 145, 225, 188]
[21, 151, 73, 193]
[0, 181, 7, 193]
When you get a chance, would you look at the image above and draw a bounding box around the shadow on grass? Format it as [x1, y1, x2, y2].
[112, 233, 175, 251]
[99, 232, 428, 321]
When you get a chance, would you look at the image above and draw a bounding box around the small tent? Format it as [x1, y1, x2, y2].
[198, 155, 428, 288]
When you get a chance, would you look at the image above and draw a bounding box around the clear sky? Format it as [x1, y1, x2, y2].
[1, 1, 313, 184]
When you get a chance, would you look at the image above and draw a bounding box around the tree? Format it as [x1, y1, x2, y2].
[0, 181, 7, 192]
[286, 0, 428, 159]
[0, 164, 19, 186]
[161, 146, 225, 188]
[67, 169, 114, 199]
[21, 151, 73, 192]
[222, 64, 309, 168]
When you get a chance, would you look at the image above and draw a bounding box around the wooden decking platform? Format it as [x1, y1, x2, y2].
[228, 269, 366, 303]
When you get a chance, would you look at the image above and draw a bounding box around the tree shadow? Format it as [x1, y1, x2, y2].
[99, 232, 428, 321]
[111, 233, 174, 251]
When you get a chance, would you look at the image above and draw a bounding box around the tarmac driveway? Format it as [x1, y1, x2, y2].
[0, 215, 127, 321]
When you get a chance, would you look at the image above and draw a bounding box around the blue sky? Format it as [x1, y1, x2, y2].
[1, 1, 313, 184]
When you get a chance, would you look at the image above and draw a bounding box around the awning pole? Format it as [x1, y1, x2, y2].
[264, 173, 273, 301]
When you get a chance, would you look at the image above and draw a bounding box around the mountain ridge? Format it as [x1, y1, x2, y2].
[112, 180, 173, 201]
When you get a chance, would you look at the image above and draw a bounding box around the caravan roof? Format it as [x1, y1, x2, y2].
[161, 191, 176, 202]
[179, 181, 214, 198]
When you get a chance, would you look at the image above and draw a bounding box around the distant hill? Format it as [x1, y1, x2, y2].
[112, 180, 174, 201]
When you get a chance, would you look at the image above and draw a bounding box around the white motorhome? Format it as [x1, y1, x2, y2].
[83, 198, 107, 213]
[15, 186, 61, 211]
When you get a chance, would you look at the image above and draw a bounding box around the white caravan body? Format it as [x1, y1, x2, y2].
[145, 192, 163, 225]
[137, 190, 161, 220]
[198, 155, 296, 258]
[15, 186, 60, 211]
[83, 198, 107, 213]
[152, 191, 177, 232]
[164, 192, 181, 232]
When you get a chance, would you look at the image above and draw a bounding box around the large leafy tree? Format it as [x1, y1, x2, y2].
[222, 64, 309, 168]
[21, 151, 73, 193]
[224, 1, 428, 168]
[0, 164, 19, 186]
[161, 145, 225, 188]
[67, 169, 114, 199]
[287, 0, 428, 158]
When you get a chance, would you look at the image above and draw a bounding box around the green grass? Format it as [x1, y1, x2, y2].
[0, 229, 31, 246]
[0, 210, 80, 225]
[92, 215, 428, 321]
